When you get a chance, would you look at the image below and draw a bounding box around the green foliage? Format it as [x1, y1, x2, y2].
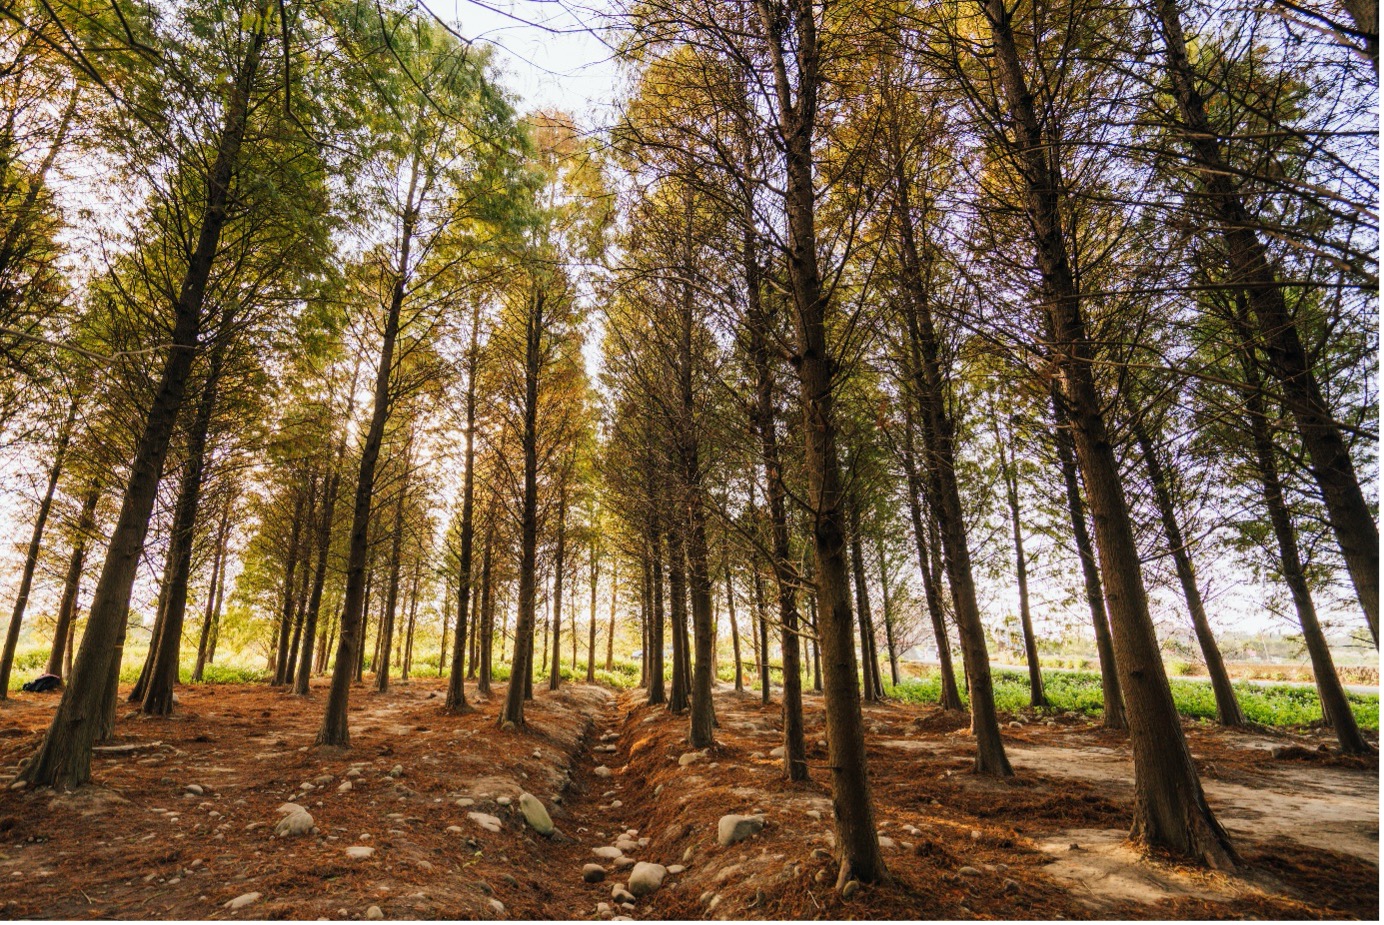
[887, 667, 1379, 732]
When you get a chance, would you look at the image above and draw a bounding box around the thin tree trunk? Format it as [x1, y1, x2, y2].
[193, 494, 233, 682]
[875, 533, 900, 688]
[995, 418, 1047, 708]
[1, 399, 75, 696]
[899, 403, 962, 710]
[375, 470, 408, 694]
[550, 478, 568, 690]
[318, 151, 421, 746]
[1131, 416, 1243, 726]
[48, 485, 100, 679]
[273, 491, 308, 687]
[1051, 393, 1126, 729]
[143, 333, 231, 715]
[1150, 0, 1378, 642]
[726, 563, 743, 692]
[477, 520, 495, 695]
[447, 309, 481, 709]
[667, 521, 690, 713]
[606, 563, 617, 671]
[587, 536, 600, 682]
[499, 288, 545, 728]
[648, 522, 667, 705]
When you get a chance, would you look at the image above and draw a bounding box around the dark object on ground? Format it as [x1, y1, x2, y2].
[21, 674, 62, 693]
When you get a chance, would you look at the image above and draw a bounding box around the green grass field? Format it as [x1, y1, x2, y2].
[887, 666, 1380, 731]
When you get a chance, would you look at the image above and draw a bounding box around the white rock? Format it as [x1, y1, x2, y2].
[593, 846, 623, 859]
[346, 846, 375, 859]
[488, 899, 504, 915]
[716, 814, 765, 846]
[467, 812, 503, 834]
[273, 806, 315, 838]
[519, 793, 554, 836]
[769, 746, 786, 759]
[593, 766, 612, 778]
[366, 905, 383, 919]
[224, 892, 260, 910]
[667, 865, 685, 875]
[185, 784, 204, 796]
[337, 781, 352, 793]
[677, 751, 703, 767]
[629, 861, 666, 896]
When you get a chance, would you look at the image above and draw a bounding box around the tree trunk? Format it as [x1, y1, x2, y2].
[726, 563, 743, 692]
[499, 288, 545, 728]
[606, 563, 617, 671]
[447, 311, 481, 708]
[587, 537, 600, 682]
[848, 507, 879, 703]
[648, 522, 667, 705]
[273, 490, 308, 687]
[1131, 416, 1242, 726]
[0, 400, 75, 697]
[477, 520, 495, 696]
[996, 419, 1047, 708]
[193, 494, 233, 682]
[899, 404, 962, 710]
[1233, 311, 1368, 753]
[318, 152, 420, 746]
[142, 321, 232, 715]
[549, 480, 569, 690]
[18, 4, 268, 788]
[1150, 0, 1378, 642]
[875, 533, 900, 688]
[752, 0, 885, 881]
[48, 485, 100, 679]
[1051, 392, 1126, 729]
[375, 469, 408, 694]
[892, 153, 1009, 772]
[984, 0, 1234, 866]
[666, 521, 690, 713]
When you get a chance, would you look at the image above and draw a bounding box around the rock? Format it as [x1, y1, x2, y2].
[496, 796, 512, 807]
[677, 751, 704, 767]
[1002, 878, 1019, 893]
[878, 836, 897, 849]
[769, 746, 785, 759]
[389, 765, 403, 778]
[501, 721, 516, 732]
[185, 784, 204, 796]
[365, 905, 383, 920]
[446, 825, 462, 834]
[666, 864, 685, 875]
[346, 768, 361, 778]
[456, 797, 475, 808]
[957, 866, 982, 877]
[805, 809, 822, 821]
[601, 733, 619, 743]
[593, 846, 624, 859]
[273, 804, 315, 838]
[583, 864, 607, 883]
[593, 766, 612, 778]
[614, 856, 636, 870]
[682, 846, 694, 862]
[699, 891, 715, 906]
[615, 835, 640, 853]
[488, 899, 504, 915]
[810, 848, 831, 861]
[519, 793, 554, 836]
[631, 858, 667, 897]
[224, 892, 261, 910]
[467, 812, 503, 834]
[337, 781, 352, 793]
[716, 814, 764, 846]
[842, 880, 860, 899]
[611, 887, 635, 905]
[346, 846, 375, 859]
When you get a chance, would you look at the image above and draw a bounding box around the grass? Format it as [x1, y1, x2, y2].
[888, 666, 1379, 732]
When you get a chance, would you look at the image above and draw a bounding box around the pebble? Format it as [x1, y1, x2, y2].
[805, 810, 822, 821]
[273, 804, 315, 838]
[583, 864, 607, 883]
[677, 751, 703, 766]
[366, 905, 383, 920]
[878, 836, 897, 849]
[769, 746, 785, 758]
[1002, 878, 1019, 893]
[346, 846, 375, 860]
[346, 768, 361, 778]
[810, 848, 831, 861]
[224, 892, 261, 910]
[497, 796, 512, 807]
[337, 781, 352, 793]
[446, 826, 463, 835]
[593, 766, 612, 778]
[456, 798, 475, 808]
[389, 765, 403, 778]
[488, 899, 505, 915]
[614, 856, 636, 870]
[593, 846, 623, 859]
[185, 784, 204, 796]
[958, 866, 982, 877]
[467, 812, 503, 834]
[666, 864, 685, 875]
[842, 880, 860, 899]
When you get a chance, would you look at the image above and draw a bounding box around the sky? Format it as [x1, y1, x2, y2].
[428, 0, 622, 121]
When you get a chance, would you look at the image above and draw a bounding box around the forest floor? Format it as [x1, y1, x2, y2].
[0, 677, 1376, 920]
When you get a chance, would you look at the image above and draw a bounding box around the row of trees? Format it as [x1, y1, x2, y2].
[0, 0, 1374, 891]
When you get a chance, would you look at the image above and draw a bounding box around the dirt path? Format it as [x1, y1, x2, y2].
[0, 679, 1377, 920]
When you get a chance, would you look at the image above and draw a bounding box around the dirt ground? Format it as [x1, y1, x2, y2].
[0, 677, 1376, 920]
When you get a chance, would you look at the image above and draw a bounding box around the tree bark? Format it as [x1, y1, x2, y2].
[996, 419, 1047, 708]
[550, 477, 569, 690]
[726, 563, 743, 692]
[447, 310, 481, 708]
[375, 465, 409, 694]
[477, 520, 495, 695]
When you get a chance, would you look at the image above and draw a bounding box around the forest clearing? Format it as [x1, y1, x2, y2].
[0, 0, 1378, 920]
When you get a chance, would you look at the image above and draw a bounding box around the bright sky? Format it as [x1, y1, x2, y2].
[429, 0, 621, 122]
